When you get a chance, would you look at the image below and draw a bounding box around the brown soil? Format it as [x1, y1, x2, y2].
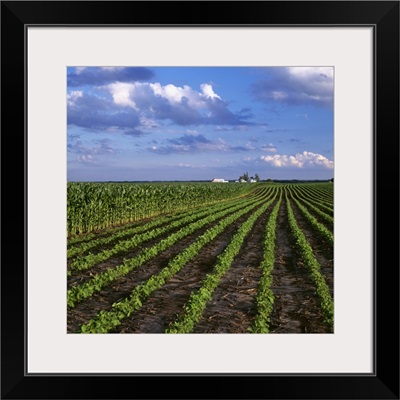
[267, 198, 332, 333]
[67, 196, 334, 334]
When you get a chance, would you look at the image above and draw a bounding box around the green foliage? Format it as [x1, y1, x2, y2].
[67, 182, 254, 236]
[79, 188, 276, 333]
[165, 189, 278, 333]
[285, 189, 334, 328]
[249, 191, 282, 333]
[68, 188, 270, 308]
[69, 182, 334, 333]
[288, 189, 334, 248]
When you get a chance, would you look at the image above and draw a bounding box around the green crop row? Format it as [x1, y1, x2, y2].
[79, 190, 276, 333]
[68, 195, 260, 273]
[249, 191, 282, 333]
[67, 213, 179, 259]
[68, 185, 269, 258]
[291, 192, 334, 225]
[67, 188, 274, 308]
[288, 189, 334, 248]
[296, 185, 333, 208]
[285, 190, 334, 327]
[67, 181, 256, 236]
[165, 192, 278, 333]
[293, 184, 333, 212]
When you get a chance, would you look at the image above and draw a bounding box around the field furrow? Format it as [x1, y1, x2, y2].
[267, 196, 331, 333]
[115, 200, 273, 333]
[288, 196, 334, 295]
[66, 182, 334, 334]
[191, 198, 277, 333]
[68, 191, 274, 332]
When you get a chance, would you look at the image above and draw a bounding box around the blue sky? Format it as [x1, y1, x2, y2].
[67, 66, 334, 181]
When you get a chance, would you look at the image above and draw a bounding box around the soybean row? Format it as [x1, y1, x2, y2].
[67, 182, 334, 333]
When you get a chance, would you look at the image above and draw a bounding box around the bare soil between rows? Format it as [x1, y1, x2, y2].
[67, 197, 333, 334]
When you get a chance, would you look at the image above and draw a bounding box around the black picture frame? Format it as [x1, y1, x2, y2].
[1, 1, 399, 399]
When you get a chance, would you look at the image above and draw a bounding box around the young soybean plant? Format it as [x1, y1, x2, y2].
[285, 190, 334, 328]
[68, 190, 270, 308]
[165, 191, 277, 334]
[249, 191, 282, 333]
[79, 195, 271, 334]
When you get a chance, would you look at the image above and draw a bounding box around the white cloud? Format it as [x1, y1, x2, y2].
[150, 83, 192, 104]
[261, 151, 334, 169]
[108, 82, 137, 108]
[287, 67, 333, 80]
[67, 90, 83, 107]
[261, 143, 277, 152]
[287, 67, 333, 104]
[77, 154, 95, 163]
[200, 83, 221, 100]
[106, 82, 222, 110]
[245, 142, 256, 151]
[102, 81, 250, 127]
[252, 66, 334, 107]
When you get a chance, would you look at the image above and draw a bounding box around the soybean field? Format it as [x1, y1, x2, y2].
[67, 182, 334, 334]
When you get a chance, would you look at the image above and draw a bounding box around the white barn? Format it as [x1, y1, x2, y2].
[211, 178, 229, 183]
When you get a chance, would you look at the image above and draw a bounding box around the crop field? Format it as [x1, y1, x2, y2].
[67, 182, 334, 334]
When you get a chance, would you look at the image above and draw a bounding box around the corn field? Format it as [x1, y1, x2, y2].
[67, 182, 254, 236]
[67, 182, 334, 334]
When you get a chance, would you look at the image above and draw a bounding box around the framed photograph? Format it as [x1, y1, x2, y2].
[2, 1, 399, 399]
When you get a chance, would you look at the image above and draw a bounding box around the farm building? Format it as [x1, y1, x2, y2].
[211, 178, 229, 183]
